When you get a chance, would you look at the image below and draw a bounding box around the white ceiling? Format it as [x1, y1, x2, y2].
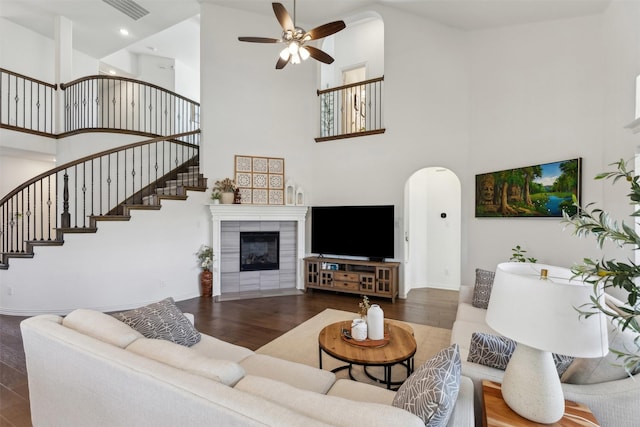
[1, 0, 612, 70]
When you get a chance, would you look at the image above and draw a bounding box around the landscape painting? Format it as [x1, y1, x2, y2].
[475, 158, 581, 218]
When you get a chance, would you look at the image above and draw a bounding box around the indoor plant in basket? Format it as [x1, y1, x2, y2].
[196, 245, 214, 297]
[563, 159, 640, 373]
[214, 178, 236, 204]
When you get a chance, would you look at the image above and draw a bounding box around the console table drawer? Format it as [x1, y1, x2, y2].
[333, 272, 359, 282]
[334, 281, 360, 291]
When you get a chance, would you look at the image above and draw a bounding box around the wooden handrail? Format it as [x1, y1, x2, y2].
[0, 130, 200, 206]
[0, 68, 57, 89]
[60, 74, 199, 105]
[317, 76, 384, 96]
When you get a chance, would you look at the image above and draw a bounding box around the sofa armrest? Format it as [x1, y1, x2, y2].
[447, 376, 474, 427]
[562, 375, 640, 427]
[459, 284, 474, 305]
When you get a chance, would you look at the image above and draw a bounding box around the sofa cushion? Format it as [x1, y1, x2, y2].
[63, 309, 143, 348]
[240, 353, 335, 394]
[190, 334, 254, 363]
[392, 343, 461, 427]
[451, 318, 498, 361]
[471, 269, 495, 309]
[113, 297, 201, 347]
[126, 338, 245, 386]
[235, 375, 424, 427]
[327, 379, 396, 405]
[467, 332, 573, 376]
[561, 318, 640, 384]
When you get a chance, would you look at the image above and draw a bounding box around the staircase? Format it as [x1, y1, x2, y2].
[0, 131, 204, 269]
[142, 166, 204, 206]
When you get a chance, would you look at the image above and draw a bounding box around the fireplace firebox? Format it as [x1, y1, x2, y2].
[240, 232, 280, 272]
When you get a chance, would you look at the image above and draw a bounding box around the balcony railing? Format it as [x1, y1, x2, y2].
[0, 68, 57, 136]
[316, 76, 385, 142]
[60, 75, 200, 144]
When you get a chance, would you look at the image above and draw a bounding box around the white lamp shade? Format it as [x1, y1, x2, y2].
[486, 262, 608, 358]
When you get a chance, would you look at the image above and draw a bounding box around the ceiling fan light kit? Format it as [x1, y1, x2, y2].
[238, 1, 346, 69]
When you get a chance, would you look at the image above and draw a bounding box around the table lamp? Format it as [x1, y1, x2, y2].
[486, 262, 608, 424]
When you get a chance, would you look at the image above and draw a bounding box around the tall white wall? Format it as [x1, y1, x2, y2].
[0, 190, 210, 315]
[466, 7, 639, 280]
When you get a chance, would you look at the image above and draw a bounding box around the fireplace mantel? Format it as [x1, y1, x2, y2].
[208, 205, 309, 298]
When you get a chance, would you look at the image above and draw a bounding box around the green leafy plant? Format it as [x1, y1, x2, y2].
[510, 245, 537, 263]
[563, 159, 640, 373]
[196, 245, 214, 271]
[210, 191, 221, 201]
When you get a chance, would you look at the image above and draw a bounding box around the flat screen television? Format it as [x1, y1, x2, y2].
[311, 205, 394, 261]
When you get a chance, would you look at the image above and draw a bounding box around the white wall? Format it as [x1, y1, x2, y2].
[320, 14, 384, 88]
[466, 8, 639, 281]
[199, 3, 317, 199]
[0, 190, 210, 315]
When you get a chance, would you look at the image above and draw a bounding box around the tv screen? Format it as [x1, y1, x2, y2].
[311, 205, 394, 261]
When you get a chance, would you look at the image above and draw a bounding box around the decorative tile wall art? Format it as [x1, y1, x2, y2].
[235, 155, 285, 204]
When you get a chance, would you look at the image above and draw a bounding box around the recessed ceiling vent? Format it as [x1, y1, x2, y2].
[102, 0, 150, 21]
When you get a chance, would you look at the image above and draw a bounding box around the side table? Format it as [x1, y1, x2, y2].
[482, 380, 599, 426]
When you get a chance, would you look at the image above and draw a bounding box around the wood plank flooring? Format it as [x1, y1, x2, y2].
[0, 288, 458, 427]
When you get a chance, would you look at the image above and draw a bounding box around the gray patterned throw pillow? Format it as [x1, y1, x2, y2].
[392, 344, 461, 427]
[113, 297, 201, 347]
[467, 332, 574, 376]
[471, 268, 495, 309]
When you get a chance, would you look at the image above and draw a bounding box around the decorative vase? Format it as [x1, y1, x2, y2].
[351, 319, 368, 341]
[367, 304, 384, 340]
[200, 269, 213, 297]
[220, 192, 234, 204]
[212, 199, 220, 205]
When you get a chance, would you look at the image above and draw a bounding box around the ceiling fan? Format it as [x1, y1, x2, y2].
[238, 1, 346, 69]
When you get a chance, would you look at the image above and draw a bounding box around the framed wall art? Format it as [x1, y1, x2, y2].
[235, 155, 285, 205]
[475, 158, 581, 218]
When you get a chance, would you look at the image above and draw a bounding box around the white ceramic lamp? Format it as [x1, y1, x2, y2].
[486, 262, 608, 424]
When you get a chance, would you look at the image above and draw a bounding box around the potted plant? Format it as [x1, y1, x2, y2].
[211, 191, 221, 204]
[563, 159, 640, 373]
[214, 178, 236, 204]
[196, 245, 214, 297]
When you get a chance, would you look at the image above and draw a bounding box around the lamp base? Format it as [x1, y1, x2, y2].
[502, 343, 565, 424]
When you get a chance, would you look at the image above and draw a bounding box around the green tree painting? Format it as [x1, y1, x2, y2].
[475, 158, 581, 217]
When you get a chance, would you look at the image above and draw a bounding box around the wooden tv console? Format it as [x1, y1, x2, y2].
[303, 257, 400, 302]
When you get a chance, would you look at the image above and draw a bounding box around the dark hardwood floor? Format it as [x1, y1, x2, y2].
[0, 288, 458, 427]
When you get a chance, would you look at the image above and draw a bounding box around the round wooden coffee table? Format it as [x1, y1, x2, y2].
[318, 320, 417, 389]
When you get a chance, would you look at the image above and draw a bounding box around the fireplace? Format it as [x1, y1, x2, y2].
[240, 232, 280, 272]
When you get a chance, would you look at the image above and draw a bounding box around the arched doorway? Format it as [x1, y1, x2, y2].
[403, 167, 461, 296]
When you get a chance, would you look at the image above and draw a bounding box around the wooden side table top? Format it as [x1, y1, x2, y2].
[318, 320, 416, 365]
[482, 380, 600, 427]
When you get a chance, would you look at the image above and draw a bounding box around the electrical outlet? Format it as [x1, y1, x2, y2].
[159, 281, 167, 288]
[7, 286, 13, 296]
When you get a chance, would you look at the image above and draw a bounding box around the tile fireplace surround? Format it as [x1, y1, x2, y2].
[208, 205, 309, 299]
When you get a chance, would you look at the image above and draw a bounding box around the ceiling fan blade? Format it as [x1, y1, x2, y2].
[276, 54, 289, 70]
[304, 46, 335, 64]
[305, 21, 346, 40]
[238, 36, 280, 43]
[273, 3, 294, 31]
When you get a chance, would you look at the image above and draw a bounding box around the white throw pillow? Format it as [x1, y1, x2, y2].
[392, 343, 461, 427]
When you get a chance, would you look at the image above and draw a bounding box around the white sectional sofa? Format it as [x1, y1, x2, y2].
[21, 305, 475, 426]
[451, 274, 640, 427]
